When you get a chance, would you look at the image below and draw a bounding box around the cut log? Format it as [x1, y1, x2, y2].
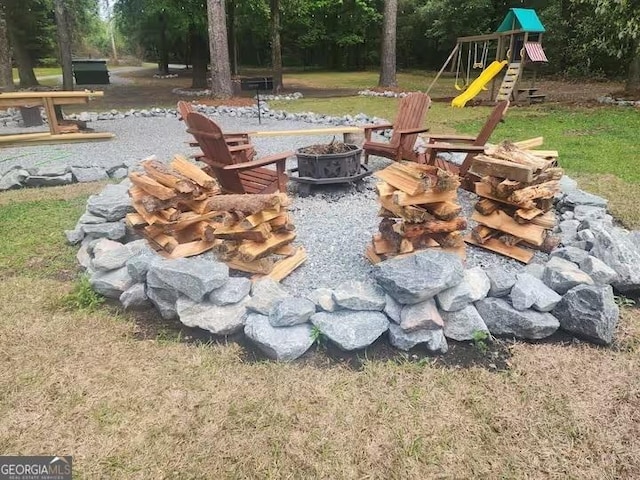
[166, 211, 225, 232]
[365, 244, 383, 264]
[170, 155, 218, 190]
[274, 244, 296, 256]
[142, 159, 197, 193]
[166, 240, 219, 259]
[373, 234, 397, 254]
[471, 225, 498, 244]
[400, 238, 415, 254]
[509, 181, 559, 205]
[203, 193, 285, 215]
[376, 181, 396, 197]
[499, 233, 523, 247]
[379, 196, 433, 223]
[238, 207, 281, 229]
[151, 232, 179, 252]
[374, 168, 425, 196]
[158, 208, 180, 222]
[393, 190, 457, 206]
[131, 201, 165, 225]
[513, 137, 544, 149]
[269, 214, 295, 232]
[225, 257, 275, 275]
[378, 218, 403, 252]
[125, 213, 147, 228]
[264, 247, 307, 281]
[469, 155, 534, 183]
[474, 182, 535, 209]
[423, 201, 461, 221]
[430, 231, 464, 248]
[471, 210, 545, 246]
[514, 207, 543, 223]
[484, 141, 551, 170]
[529, 211, 556, 229]
[475, 198, 500, 215]
[129, 172, 177, 200]
[237, 232, 296, 262]
[214, 222, 273, 242]
[396, 217, 467, 237]
[465, 235, 533, 263]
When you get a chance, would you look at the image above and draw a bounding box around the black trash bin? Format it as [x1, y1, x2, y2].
[19, 106, 44, 127]
[72, 59, 110, 85]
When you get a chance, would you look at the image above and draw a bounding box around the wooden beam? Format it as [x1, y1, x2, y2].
[471, 210, 545, 246]
[393, 190, 457, 206]
[465, 235, 533, 263]
[469, 156, 534, 183]
[263, 247, 307, 281]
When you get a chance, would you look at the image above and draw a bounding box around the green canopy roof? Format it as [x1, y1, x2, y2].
[496, 8, 545, 33]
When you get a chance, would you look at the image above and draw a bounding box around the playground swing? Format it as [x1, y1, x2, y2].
[454, 45, 472, 91]
[473, 41, 489, 69]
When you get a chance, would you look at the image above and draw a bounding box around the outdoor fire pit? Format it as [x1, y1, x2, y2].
[289, 141, 371, 196]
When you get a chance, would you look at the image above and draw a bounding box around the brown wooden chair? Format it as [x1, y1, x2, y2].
[186, 112, 291, 194]
[362, 93, 431, 164]
[422, 100, 510, 188]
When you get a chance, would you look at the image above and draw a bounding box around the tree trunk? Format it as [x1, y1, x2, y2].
[0, 6, 14, 91]
[157, 14, 169, 75]
[626, 38, 640, 93]
[53, 0, 74, 91]
[190, 29, 208, 89]
[206, 0, 233, 98]
[7, 28, 38, 87]
[270, 0, 282, 93]
[104, 0, 118, 64]
[378, 0, 397, 88]
[228, 0, 238, 76]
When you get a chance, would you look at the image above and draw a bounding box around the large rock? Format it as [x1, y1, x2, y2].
[373, 250, 464, 304]
[0, 167, 29, 191]
[573, 205, 607, 222]
[331, 280, 385, 311]
[523, 263, 545, 280]
[311, 310, 389, 351]
[579, 255, 618, 286]
[590, 226, 640, 292]
[89, 266, 134, 299]
[244, 313, 314, 361]
[119, 283, 150, 310]
[209, 277, 251, 306]
[388, 323, 448, 352]
[24, 173, 73, 187]
[441, 305, 489, 341]
[307, 288, 337, 312]
[510, 273, 561, 312]
[177, 296, 250, 335]
[543, 256, 594, 294]
[147, 258, 228, 302]
[78, 211, 107, 224]
[65, 227, 84, 245]
[126, 249, 159, 283]
[82, 221, 126, 241]
[485, 266, 516, 298]
[33, 164, 69, 177]
[563, 190, 608, 208]
[475, 297, 560, 340]
[92, 238, 147, 271]
[399, 298, 443, 332]
[86, 184, 133, 221]
[550, 246, 590, 265]
[383, 294, 402, 324]
[436, 267, 490, 311]
[553, 284, 619, 345]
[146, 270, 180, 319]
[247, 278, 289, 314]
[71, 166, 108, 183]
[269, 297, 316, 327]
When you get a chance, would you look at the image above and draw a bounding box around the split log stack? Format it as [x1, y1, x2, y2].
[125, 154, 306, 281]
[366, 162, 466, 263]
[466, 141, 562, 263]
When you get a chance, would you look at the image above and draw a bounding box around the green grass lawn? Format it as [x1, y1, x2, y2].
[12, 67, 62, 81]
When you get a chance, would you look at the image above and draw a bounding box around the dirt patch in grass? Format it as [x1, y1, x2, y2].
[573, 173, 640, 229]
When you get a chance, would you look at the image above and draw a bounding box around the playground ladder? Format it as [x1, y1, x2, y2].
[496, 62, 521, 101]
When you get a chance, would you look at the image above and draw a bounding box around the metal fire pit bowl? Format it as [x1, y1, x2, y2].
[289, 144, 372, 196]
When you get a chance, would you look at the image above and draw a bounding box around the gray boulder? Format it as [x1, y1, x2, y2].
[244, 313, 314, 361]
[247, 278, 289, 314]
[86, 184, 133, 221]
[388, 323, 448, 352]
[436, 267, 490, 311]
[33, 164, 69, 176]
[109, 167, 129, 180]
[590, 226, 640, 292]
[307, 288, 337, 312]
[511, 273, 561, 312]
[78, 211, 107, 224]
[90, 266, 134, 299]
[65, 227, 84, 245]
[146, 270, 180, 320]
[383, 294, 402, 324]
[147, 257, 228, 302]
[25, 173, 73, 187]
[399, 298, 443, 332]
[442, 305, 489, 341]
[177, 296, 250, 335]
[485, 266, 516, 297]
[126, 249, 159, 283]
[475, 297, 560, 340]
[76, 241, 92, 270]
[331, 280, 386, 311]
[82, 221, 126, 241]
[119, 283, 150, 310]
[269, 297, 316, 327]
[553, 284, 619, 345]
[71, 166, 108, 183]
[524, 263, 545, 280]
[559, 176, 578, 194]
[373, 250, 464, 304]
[543, 256, 594, 294]
[563, 190, 608, 208]
[209, 277, 251, 306]
[0, 167, 29, 190]
[311, 310, 389, 351]
[573, 205, 607, 222]
[92, 238, 146, 271]
[579, 255, 617, 286]
[550, 246, 590, 265]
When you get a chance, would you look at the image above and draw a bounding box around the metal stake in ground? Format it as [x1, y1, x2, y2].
[240, 77, 274, 125]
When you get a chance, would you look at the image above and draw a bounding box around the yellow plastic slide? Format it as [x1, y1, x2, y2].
[451, 60, 508, 108]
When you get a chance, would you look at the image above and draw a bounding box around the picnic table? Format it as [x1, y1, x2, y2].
[0, 90, 115, 147]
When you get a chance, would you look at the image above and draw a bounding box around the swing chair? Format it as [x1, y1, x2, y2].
[453, 44, 471, 91]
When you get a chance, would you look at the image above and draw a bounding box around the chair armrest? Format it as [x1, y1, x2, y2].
[228, 144, 256, 153]
[222, 151, 294, 171]
[223, 132, 250, 138]
[427, 142, 486, 153]
[426, 133, 477, 144]
[362, 123, 394, 132]
[397, 127, 430, 135]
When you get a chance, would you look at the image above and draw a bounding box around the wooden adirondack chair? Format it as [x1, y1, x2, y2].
[177, 101, 253, 148]
[422, 100, 509, 189]
[186, 112, 291, 194]
[362, 93, 431, 164]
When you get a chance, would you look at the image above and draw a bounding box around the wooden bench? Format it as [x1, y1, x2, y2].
[0, 90, 115, 146]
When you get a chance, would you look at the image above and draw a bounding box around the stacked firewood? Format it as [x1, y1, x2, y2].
[366, 162, 466, 263]
[466, 141, 562, 263]
[125, 154, 306, 280]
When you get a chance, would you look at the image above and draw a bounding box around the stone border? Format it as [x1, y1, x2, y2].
[154, 73, 179, 79]
[0, 163, 130, 192]
[66, 174, 635, 362]
[596, 96, 640, 107]
[358, 89, 411, 98]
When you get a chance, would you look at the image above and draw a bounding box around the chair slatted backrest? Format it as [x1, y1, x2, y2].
[176, 101, 194, 121]
[390, 92, 431, 151]
[186, 112, 246, 193]
[459, 100, 510, 175]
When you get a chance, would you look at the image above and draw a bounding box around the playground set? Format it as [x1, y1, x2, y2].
[427, 8, 549, 107]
